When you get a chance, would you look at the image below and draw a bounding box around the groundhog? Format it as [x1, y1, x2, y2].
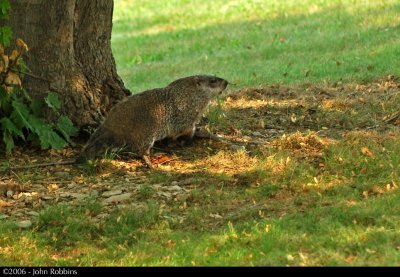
[76, 75, 228, 167]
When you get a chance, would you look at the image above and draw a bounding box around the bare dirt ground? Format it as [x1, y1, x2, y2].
[1, 76, 399, 228]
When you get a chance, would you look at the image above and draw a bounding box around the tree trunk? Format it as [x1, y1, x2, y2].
[5, 0, 130, 129]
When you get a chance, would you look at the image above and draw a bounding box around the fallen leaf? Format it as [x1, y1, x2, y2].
[2, 54, 8, 68]
[0, 60, 5, 73]
[0, 199, 14, 207]
[151, 155, 175, 165]
[361, 147, 374, 157]
[372, 185, 385, 194]
[209, 213, 222, 219]
[47, 184, 59, 192]
[345, 255, 355, 263]
[299, 252, 308, 263]
[227, 126, 240, 136]
[286, 254, 294, 261]
[9, 49, 20, 62]
[5, 72, 21, 86]
[16, 38, 29, 52]
[290, 113, 297, 123]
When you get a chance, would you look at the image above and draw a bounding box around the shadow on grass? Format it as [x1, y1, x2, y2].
[205, 75, 400, 145]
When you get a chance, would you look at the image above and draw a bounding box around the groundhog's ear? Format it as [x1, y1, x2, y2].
[194, 76, 202, 87]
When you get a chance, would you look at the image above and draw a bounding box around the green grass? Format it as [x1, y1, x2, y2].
[1, 0, 400, 266]
[1, 183, 400, 265]
[112, 0, 400, 93]
[1, 133, 399, 265]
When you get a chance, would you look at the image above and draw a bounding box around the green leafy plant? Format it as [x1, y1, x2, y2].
[0, 0, 78, 154]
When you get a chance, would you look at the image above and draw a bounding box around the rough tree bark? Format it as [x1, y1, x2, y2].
[5, 0, 130, 129]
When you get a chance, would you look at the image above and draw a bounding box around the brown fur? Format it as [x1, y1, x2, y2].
[77, 75, 228, 166]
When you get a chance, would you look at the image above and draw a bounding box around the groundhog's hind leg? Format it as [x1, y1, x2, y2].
[142, 154, 153, 169]
[142, 148, 154, 169]
[141, 139, 156, 169]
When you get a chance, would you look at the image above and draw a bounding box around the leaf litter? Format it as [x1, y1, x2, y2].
[1, 76, 399, 228]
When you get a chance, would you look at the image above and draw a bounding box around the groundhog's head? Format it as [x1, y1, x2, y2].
[196, 75, 228, 97]
[169, 75, 228, 98]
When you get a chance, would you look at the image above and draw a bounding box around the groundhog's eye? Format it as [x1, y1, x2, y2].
[210, 79, 218, 85]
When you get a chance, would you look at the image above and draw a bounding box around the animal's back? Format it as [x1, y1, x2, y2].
[102, 88, 171, 144]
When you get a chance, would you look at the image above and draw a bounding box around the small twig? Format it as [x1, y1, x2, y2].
[26, 180, 72, 185]
[383, 111, 400, 124]
[11, 69, 52, 83]
[1, 160, 76, 172]
[264, 125, 284, 130]
[10, 170, 22, 181]
[365, 125, 380, 130]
